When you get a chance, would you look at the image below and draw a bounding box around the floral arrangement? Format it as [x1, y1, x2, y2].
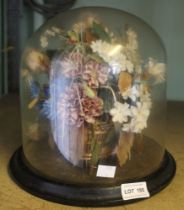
[22, 17, 166, 170]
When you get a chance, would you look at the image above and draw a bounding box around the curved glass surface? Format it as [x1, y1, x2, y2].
[20, 7, 166, 186]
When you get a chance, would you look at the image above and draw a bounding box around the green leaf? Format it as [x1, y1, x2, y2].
[67, 30, 79, 42]
[87, 53, 103, 63]
[83, 84, 96, 98]
[91, 22, 111, 42]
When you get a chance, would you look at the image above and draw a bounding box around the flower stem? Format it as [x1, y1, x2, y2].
[75, 85, 84, 115]
[101, 85, 117, 103]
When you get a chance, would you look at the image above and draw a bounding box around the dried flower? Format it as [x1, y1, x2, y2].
[83, 60, 108, 88]
[73, 17, 97, 34]
[110, 101, 131, 123]
[56, 83, 103, 126]
[51, 26, 61, 34]
[122, 102, 150, 133]
[59, 52, 85, 78]
[81, 95, 103, 123]
[84, 29, 97, 43]
[57, 84, 84, 127]
[40, 36, 48, 48]
[73, 22, 86, 34]
[147, 58, 166, 84]
[26, 49, 50, 72]
[125, 28, 138, 51]
[132, 102, 150, 133]
[118, 72, 132, 93]
[136, 66, 143, 74]
[91, 40, 134, 74]
[121, 85, 140, 102]
[45, 29, 55, 37]
[87, 17, 98, 27]
[139, 84, 152, 110]
[125, 60, 134, 73]
[29, 18, 166, 139]
[121, 83, 152, 133]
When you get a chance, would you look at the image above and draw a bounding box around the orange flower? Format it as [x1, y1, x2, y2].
[84, 29, 97, 43]
[118, 72, 132, 93]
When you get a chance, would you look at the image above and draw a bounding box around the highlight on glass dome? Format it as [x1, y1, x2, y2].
[10, 7, 176, 207]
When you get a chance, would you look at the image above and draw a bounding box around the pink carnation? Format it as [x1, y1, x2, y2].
[57, 83, 104, 126]
[83, 61, 108, 88]
[60, 52, 85, 78]
[81, 94, 103, 124]
[57, 83, 84, 127]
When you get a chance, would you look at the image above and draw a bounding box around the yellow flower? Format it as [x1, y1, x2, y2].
[26, 49, 50, 72]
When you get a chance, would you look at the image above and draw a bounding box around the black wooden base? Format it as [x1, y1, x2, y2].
[9, 147, 176, 207]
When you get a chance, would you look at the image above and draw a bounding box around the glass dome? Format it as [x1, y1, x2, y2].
[10, 7, 176, 207]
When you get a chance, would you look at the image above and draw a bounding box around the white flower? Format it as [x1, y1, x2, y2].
[40, 36, 48, 48]
[126, 60, 134, 73]
[147, 58, 166, 84]
[51, 26, 61, 34]
[131, 102, 150, 133]
[122, 83, 152, 108]
[140, 89, 152, 110]
[123, 118, 147, 133]
[122, 101, 150, 133]
[91, 40, 131, 74]
[132, 83, 152, 110]
[110, 101, 131, 123]
[87, 17, 96, 26]
[91, 40, 124, 61]
[122, 83, 152, 133]
[45, 29, 55, 37]
[121, 87, 132, 100]
[136, 66, 142, 74]
[73, 22, 86, 33]
[121, 85, 140, 101]
[122, 123, 131, 132]
[122, 120, 135, 132]
[109, 56, 127, 74]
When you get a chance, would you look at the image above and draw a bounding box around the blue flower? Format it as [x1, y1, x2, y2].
[30, 81, 40, 98]
[43, 85, 50, 98]
[40, 100, 51, 119]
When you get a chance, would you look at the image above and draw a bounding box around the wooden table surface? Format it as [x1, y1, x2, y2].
[0, 94, 184, 210]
